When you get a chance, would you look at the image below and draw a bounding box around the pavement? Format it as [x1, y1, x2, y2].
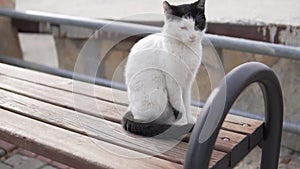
[235, 146, 300, 169]
[1, 138, 300, 169]
[0, 140, 73, 169]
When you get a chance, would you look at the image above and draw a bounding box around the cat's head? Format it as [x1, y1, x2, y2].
[162, 0, 206, 43]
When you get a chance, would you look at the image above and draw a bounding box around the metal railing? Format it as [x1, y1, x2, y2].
[0, 8, 300, 60]
[1, 8, 300, 135]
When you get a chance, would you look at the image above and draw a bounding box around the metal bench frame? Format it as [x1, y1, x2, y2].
[186, 62, 283, 169]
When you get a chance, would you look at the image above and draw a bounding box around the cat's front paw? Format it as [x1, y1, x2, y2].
[188, 116, 196, 124]
[173, 118, 188, 126]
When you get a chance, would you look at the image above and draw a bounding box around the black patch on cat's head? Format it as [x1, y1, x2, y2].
[163, 0, 206, 31]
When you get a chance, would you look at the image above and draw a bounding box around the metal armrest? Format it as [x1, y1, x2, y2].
[185, 62, 283, 169]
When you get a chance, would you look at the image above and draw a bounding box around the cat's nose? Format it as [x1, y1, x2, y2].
[190, 35, 196, 41]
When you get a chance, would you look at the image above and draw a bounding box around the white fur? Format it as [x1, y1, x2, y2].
[125, 17, 203, 125]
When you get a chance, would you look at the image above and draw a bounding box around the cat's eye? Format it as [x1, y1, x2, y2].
[180, 26, 188, 30]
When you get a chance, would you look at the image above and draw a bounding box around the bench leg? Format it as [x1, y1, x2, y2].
[259, 84, 283, 169]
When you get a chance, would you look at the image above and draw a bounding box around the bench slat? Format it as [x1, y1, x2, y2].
[0, 108, 182, 169]
[0, 63, 128, 105]
[215, 130, 249, 166]
[0, 74, 126, 122]
[223, 114, 263, 149]
[209, 151, 228, 169]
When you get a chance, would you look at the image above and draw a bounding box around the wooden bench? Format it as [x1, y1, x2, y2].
[0, 62, 283, 169]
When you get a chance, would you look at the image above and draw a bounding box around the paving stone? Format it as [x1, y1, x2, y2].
[0, 140, 16, 152]
[280, 147, 294, 157]
[0, 162, 12, 169]
[0, 148, 6, 157]
[41, 165, 58, 169]
[234, 146, 300, 169]
[50, 161, 70, 169]
[5, 154, 45, 169]
[36, 155, 52, 164]
[16, 148, 37, 158]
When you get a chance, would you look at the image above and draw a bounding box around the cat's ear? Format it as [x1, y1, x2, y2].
[163, 1, 173, 13]
[196, 0, 205, 10]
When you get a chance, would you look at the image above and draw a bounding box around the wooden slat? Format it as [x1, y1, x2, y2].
[0, 88, 228, 167]
[0, 63, 129, 105]
[0, 74, 126, 122]
[223, 114, 263, 149]
[215, 130, 248, 166]
[0, 89, 185, 163]
[209, 151, 228, 169]
[0, 108, 182, 169]
[225, 114, 263, 134]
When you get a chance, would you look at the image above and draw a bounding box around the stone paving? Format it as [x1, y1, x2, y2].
[1, 138, 300, 169]
[234, 146, 300, 169]
[0, 139, 73, 169]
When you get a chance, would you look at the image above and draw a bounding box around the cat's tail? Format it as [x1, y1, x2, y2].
[122, 111, 194, 138]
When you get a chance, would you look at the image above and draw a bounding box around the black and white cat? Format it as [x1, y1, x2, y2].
[122, 0, 206, 137]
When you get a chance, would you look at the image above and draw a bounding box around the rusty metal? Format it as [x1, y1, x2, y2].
[12, 19, 40, 33]
[207, 23, 300, 45]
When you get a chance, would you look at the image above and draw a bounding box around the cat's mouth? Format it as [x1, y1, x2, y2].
[189, 39, 196, 43]
[185, 38, 197, 43]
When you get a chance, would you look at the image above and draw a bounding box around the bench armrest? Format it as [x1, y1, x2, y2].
[185, 62, 283, 169]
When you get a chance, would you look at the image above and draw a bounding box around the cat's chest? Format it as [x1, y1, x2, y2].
[167, 44, 201, 70]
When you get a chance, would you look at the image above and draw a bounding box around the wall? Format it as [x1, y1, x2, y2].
[0, 0, 22, 58]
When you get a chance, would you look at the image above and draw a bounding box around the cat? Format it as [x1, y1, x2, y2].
[122, 0, 206, 137]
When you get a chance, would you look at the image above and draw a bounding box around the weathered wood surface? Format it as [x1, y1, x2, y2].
[0, 109, 182, 169]
[0, 76, 227, 167]
[0, 63, 264, 168]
